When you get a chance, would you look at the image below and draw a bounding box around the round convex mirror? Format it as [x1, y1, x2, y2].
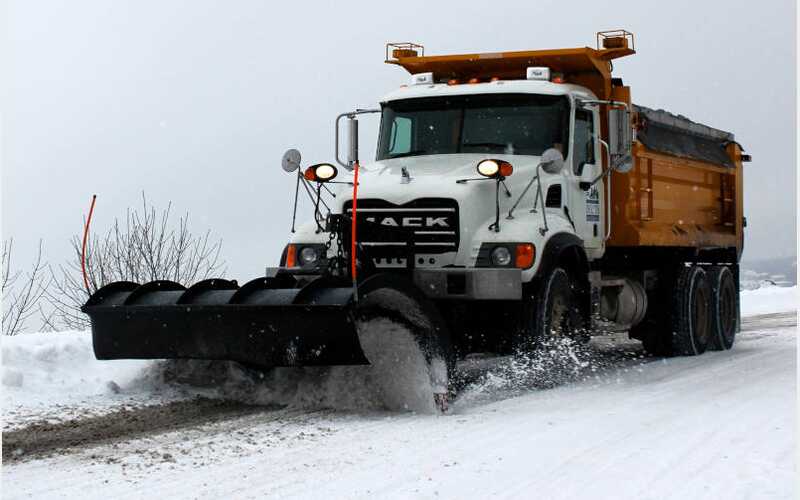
[613, 154, 634, 173]
[540, 148, 565, 174]
[281, 149, 302, 173]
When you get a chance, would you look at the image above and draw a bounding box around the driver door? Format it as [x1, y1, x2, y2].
[567, 106, 604, 249]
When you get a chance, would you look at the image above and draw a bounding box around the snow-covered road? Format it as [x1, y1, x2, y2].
[2, 288, 796, 499]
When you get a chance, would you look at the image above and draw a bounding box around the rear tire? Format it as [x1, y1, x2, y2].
[708, 265, 738, 350]
[671, 265, 711, 356]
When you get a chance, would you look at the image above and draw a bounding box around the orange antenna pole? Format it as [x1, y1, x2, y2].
[81, 195, 97, 293]
[350, 161, 360, 297]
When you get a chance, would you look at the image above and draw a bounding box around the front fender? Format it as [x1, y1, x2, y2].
[466, 209, 576, 282]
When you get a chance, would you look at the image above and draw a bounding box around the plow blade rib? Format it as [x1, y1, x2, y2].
[82, 278, 367, 368]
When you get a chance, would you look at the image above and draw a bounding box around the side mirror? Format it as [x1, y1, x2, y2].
[347, 118, 359, 167]
[608, 108, 633, 173]
[540, 148, 565, 174]
[335, 115, 359, 170]
[282, 149, 302, 173]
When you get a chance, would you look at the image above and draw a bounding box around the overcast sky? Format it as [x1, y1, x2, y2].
[2, 0, 796, 282]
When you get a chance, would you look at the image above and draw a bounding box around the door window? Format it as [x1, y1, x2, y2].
[573, 109, 595, 175]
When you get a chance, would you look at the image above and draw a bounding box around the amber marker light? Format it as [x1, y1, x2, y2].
[515, 243, 535, 269]
[285, 244, 297, 268]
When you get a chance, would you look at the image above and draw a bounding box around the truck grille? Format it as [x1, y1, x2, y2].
[343, 198, 459, 259]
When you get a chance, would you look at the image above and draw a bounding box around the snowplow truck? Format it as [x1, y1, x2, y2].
[83, 31, 747, 407]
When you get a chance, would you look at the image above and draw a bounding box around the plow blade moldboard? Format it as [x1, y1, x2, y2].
[81, 278, 368, 368]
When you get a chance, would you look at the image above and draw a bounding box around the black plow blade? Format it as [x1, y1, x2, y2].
[82, 277, 368, 369]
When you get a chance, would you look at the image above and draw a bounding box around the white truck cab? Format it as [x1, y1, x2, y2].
[289, 78, 606, 293]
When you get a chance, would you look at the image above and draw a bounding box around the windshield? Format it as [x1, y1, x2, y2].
[377, 93, 570, 160]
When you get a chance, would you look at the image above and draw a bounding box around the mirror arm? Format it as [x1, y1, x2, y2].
[605, 167, 613, 241]
[313, 183, 324, 232]
[577, 98, 629, 111]
[299, 177, 331, 232]
[290, 169, 301, 233]
[580, 139, 613, 190]
[455, 177, 493, 184]
[334, 113, 350, 169]
[320, 182, 336, 198]
[507, 172, 540, 219]
[499, 180, 512, 197]
[531, 164, 548, 235]
[488, 179, 502, 232]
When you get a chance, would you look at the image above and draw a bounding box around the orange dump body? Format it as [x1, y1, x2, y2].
[608, 139, 744, 258]
[387, 31, 745, 259]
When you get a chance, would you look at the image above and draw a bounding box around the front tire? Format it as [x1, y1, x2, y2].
[518, 267, 585, 351]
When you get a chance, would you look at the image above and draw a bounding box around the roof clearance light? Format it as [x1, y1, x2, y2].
[410, 72, 434, 85]
[526, 67, 551, 81]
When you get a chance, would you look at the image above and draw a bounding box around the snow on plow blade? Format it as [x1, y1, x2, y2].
[81, 277, 369, 368]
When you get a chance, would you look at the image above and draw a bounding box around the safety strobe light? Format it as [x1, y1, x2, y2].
[476, 159, 513, 178]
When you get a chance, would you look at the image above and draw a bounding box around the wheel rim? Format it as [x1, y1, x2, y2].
[549, 287, 580, 338]
[550, 293, 569, 337]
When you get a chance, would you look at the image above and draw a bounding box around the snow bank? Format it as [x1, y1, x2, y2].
[740, 285, 797, 316]
[1, 319, 441, 415]
[1, 331, 155, 412]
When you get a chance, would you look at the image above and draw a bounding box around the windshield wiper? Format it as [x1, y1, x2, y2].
[386, 150, 429, 159]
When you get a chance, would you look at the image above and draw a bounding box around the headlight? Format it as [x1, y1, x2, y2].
[298, 246, 320, 266]
[479, 243, 535, 269]
[490, 246, 512, 266]
[477, 159, 513, 178]
[477, 159, 500, 177]
[304, 163, 338, 182]
[282, 244, 325, 268]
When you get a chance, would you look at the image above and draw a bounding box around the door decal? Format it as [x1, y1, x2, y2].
[586, 186, 600, 222]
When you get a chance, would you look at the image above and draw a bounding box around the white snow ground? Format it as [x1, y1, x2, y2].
[2, 285, 796, 499]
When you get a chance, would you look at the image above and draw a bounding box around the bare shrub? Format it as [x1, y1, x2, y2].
[48, 194, 226, 330]
[2, 239, 50, 335]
